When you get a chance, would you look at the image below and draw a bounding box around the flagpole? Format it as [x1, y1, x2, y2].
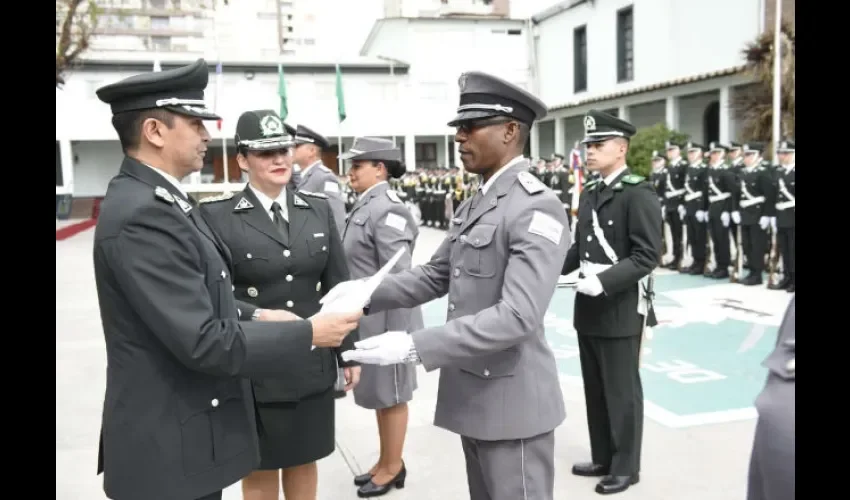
[336, 61, 345, 175]
[771, 0, 782, 161]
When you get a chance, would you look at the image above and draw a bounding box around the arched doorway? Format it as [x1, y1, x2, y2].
[703, 101, 719, 145]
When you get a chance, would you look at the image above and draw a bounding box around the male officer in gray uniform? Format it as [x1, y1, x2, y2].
[340, 71, 571, 500]
[747, 295, 795, 500]
[292, 124, 346, 236]
[92, 59, 359, 500]
[562, 109, 662, 495]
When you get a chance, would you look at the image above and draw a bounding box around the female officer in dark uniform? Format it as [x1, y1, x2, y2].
[338, 137, 423, 497]
[201, 109, 360, 500]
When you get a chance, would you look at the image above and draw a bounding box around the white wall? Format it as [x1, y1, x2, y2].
[535, 0, 761, 108]
[361, 18, 532, 134]
[56, 64, 410, 142]
[71, 141, 125, 198]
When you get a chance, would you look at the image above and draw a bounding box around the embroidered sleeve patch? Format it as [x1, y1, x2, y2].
[527, 210, 563, 245]
[324, 181, 340, 193]
[385, 212, 407, 233]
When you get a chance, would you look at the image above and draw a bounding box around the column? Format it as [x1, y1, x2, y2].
[404, 134, 416, 171]
[719, 85, 731, 143]
[529, 123, 541, 160]
[665, 95, 680, 131]
[553, 117, 566, 155]
[443, 134, 450, 168]
[618, 105, 630, 123]
[58, 138, 74, 195]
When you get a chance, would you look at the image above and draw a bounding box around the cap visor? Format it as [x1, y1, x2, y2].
[240, 138, 294, 151]
[581, 135, 617, 145]
[165, 105, 221, 121]
[447, 110, 502, 127]
[338, 150, 360, 161]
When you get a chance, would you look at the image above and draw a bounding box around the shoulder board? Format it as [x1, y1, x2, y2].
[386, 190, 401, 203]
[583, 179, 600, 190]
[621, 174, 645, 185]
[298, 190, 328, 199]
[517, 171, 545, 194]
[199, 191, 235, 204]
[154, 186, 175, 204]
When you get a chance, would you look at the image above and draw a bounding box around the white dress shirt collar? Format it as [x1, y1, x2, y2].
[479, 155, 525, 195]
[248, 184, 288, 221]
[145, 164, 187, 198]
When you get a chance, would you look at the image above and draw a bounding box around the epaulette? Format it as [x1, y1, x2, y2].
[298, 190, 328, 199]
[622, 174, 645, 185]
[199, 191, 235, 204]
[517, 171, 545, 194]
[386, 190, 401, 203]
[154, 186, 175, 204]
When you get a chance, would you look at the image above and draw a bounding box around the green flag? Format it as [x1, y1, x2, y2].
[277, 63, 288, 121]
[335, 64, 346, 122]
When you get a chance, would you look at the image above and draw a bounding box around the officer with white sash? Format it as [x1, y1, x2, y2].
[561, 109, 662, 495]
[769, 140, 795, 292]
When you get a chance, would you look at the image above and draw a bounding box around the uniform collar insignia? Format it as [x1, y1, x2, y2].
[154, 186, 175, 204]
[293, 194, 309, 207]
[175, 196, 193, 213]
[234, 197, 253, 210]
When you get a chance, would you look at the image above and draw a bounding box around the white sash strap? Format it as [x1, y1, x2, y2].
[588, 210, 648, 315]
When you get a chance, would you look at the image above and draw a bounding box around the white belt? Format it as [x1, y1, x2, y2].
[665, 188, 686, 199]
[709, 192, 731, 203]
[684, 192, 703, 201]
[776, 200, 795, 210]
[739, 196, 765, 208]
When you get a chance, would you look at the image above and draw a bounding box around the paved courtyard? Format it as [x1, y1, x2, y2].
[56, 222, 792, 500]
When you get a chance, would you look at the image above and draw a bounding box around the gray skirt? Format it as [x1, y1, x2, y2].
[353, 363, 418, 410]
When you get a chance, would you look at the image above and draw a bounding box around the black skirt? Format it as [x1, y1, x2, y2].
[256, 387, 335, 470]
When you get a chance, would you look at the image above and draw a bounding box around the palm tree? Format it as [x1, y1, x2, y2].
[734, 19, 795, 154]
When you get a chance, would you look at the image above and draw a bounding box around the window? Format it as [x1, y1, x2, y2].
[150, 16, 169, 30]
[150, 35, 171, 51]
[415, 143, 437, 161]
[617, 6, 634, 82]
[573, 24, 587, 93]
[56, 141, 63, 187]
[148, 0, 167, 8]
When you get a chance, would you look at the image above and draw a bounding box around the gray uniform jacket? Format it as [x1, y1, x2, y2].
[368, 160, 571, 441]
[93, 157, 315, 500]
[747, 295, 795, 500]
[343, 181, 423, 409]
[298, 161, 346, 237]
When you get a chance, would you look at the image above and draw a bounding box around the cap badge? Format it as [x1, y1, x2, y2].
[583, 115, 596, 132]
[259, 115, 283, 137]
[458, 74, 468, 92]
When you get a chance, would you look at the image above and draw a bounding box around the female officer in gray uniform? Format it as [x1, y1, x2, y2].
[201, 110, 360, 500]
[339, 137, 423, 498]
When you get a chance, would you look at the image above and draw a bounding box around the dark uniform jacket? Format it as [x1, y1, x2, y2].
[93, 157, 315, 500]
[773, 165, 795, 228]
[736, 162, 776, 225]
[563, 169, 663, 337]
[683, 161, 708, 215]
[662, 158, 687, 210]
[706, 163, 737, 217]
[201, 186, 358, 403]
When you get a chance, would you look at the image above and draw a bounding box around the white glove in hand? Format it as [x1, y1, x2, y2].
[696, 210, 707, 223]
[720, 212, 730, 227]
[340, 331, 413, 366]
[770, 217, 777, 232]
[732, 211, 741, 224]
[678, 205, 686, 220]
[576, 275, 604, 297]
[759, 216, 769, 230]
[319, 278, 369, 305]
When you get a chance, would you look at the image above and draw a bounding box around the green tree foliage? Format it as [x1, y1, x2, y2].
[626, 123, 689, 178]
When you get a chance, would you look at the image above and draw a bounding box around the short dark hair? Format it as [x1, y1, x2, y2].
[111, 109, 176, 153]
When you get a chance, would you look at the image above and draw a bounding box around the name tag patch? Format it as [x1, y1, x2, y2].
[385, 213, 407, 233]
[528, 210, 563, 245]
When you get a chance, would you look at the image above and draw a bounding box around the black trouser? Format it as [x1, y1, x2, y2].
[577, 334, 644, 477]
[665, 208, 684, 263]
[708, 213, 731, 268]
[686, 214, 707, 264]
[742, 224, 767, 273]
[778, 227, 795, 275]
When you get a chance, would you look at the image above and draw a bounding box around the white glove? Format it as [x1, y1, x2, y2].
[770, 217, 777, 232]
[759, 216, 769, 230]
[576, 275, 604, 297]
[696, 210, 707, 223]
[340, 331, 414, 366]
[721, 212, 730, 227]
[732, 211, 741, 224]
[319, 278, 369, 306]
[678, 205, 686, 220]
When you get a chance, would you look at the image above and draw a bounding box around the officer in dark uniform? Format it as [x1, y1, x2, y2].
[727, 142, 745, 250]
[769, 140, 795, 292]
[92, 59, 359, 500]
[663, 142, 687, 269]
[649, 150, 667, 263]
[747, 295, 795, 500]
[681, 142, 708, 274]
[562, 109, 662, 495]
[292, 124, 347, 237]
[201, 109, 360, 500]
[705, 142, 737, 279]
[732, 143, 776, 286]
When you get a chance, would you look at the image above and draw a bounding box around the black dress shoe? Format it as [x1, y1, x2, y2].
[357, 464, 406, 498]
[353, 472, 373, 486]
[595, 473, 639, 495]
[571, 462, 609, 477]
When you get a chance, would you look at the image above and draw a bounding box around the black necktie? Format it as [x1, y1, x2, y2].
[271, 201, 289, 239]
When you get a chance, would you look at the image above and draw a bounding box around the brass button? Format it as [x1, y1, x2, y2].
[247, 287, 258, 297]
[283, 249, 291, 257]
[211, 398, 219, 408]
[285, 275, 293, 282]
[286, 300, 294, 308]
